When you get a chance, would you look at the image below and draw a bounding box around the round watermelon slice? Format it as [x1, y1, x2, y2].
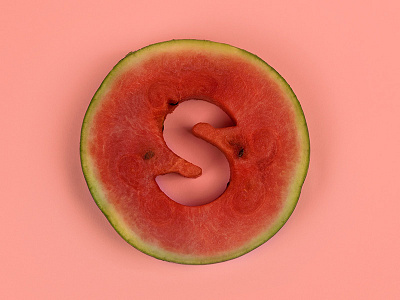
[80, 39, 310, 264]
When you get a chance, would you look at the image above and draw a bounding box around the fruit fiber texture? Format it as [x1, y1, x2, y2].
[80, 39, 310, 264]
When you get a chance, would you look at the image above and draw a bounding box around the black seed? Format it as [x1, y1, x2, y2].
[143, 151, 155, 160]
[226, 181, 230, 187]
[238, 148, 244, 157]
[169, 100, 179, 106]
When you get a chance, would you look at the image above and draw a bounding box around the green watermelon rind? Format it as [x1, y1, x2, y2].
[80, 39, 310, 265]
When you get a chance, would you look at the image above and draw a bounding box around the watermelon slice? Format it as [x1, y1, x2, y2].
[80, 40, 310, 264]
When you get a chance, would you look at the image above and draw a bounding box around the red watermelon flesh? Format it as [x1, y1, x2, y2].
[80, 40, 310, 264]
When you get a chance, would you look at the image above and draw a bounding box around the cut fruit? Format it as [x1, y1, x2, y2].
[80, 39, 310, 264]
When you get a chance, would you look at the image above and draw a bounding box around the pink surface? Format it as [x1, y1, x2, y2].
[1, 1, 399, 299]
[157, 100, 233, 206]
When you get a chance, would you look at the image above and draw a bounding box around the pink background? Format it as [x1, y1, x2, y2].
[1, 0, 399, 299]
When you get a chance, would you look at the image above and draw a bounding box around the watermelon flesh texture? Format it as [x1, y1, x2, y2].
[80, 40, 310, 264]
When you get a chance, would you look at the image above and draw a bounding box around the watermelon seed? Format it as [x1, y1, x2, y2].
[143, 151, 155, 160]
[168, 100, 179, 106]
[238, 148, 244, 157]
[226, 181, 230, 187]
